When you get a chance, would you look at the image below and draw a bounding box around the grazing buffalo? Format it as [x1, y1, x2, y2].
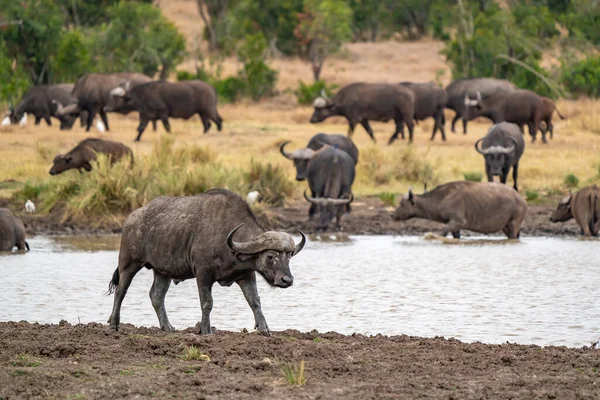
[446, 78, 516, 134]
[539, 97, 566, 140]
[106, 189, 305, 335]
[392, 181, 528, 239]
[309, 83, 415, 144]
[49, 138, 133, 175]
[7, 84, 83, 130]
[463, 90, 544, 143]
[280, 133, 359, 181]
[399, 82, 448, 141]
[474, 122, 525, 191]
[550, 185, 600, 236]
[303, 146, 355, 230]
[55, 72, 152, 132]
[106, 80, 223, 142]
[0, 208, 29, 252]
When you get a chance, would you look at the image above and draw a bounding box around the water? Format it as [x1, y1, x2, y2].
[1, 234, 598, 347]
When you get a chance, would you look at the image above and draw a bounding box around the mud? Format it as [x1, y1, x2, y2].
[0, 322, 597, 399]
[4, 196, 583, 237]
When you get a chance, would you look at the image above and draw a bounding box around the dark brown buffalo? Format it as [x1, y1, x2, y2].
[399, 82, 448, 141]
[474, 122, 525, 191]
[309, 83, 415, 144]
[550, 185, 600, 236]
[55, 72, 152, 132]
[49, 138, 133, 175]
[539, 97, 566, 140]
[105, 80, 223, 142]
[106, 189, 305, 335]
[445, 78, 516, 134]
[0, 208, 29, 252]
[463, 90, 544, 143]
[280, 133, 359, 181]
[392, 181, 528, 239]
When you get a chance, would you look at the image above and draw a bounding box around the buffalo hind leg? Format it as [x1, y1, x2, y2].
[135, 119, 150, 142]
[44, 116, 52, 126]
[502, 221, 520, 239]
[462, 119, 468, 135]
[196, 274, 214, 334]
[451, 231, 461, 239]
[35, 116, 41, 125]
[149, 271, 174, 331]
[200, 114, 211, 133]
[451, 113, 460, 133]
[237, 273, 270, 336]
[86, 110, 98, 132]
[108, 263, 143, 331]
[160, 115, 171, 133]
[512, 163, 519, 192]
[360, 120, 376, 142]
[441, 218, 465, 238]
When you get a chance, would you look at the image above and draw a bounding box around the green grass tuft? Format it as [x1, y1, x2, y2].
[243, 159, 293, 206]
[463, 171, 483, 182]
[564, 173, 580, 188]
[181, 346, 210, 362]
[279, 359, 306, 386]
[525, 189, 539, 202]
[378, 192, 397, 207]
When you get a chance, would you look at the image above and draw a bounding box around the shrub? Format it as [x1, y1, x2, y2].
[561, 56, 600, 98]
[181, 346, 210, 362]
[463, 172, 483, 182]
[237, 33, 278, 101]
[378, 192, 397, 207]
[295, 80, 338, 105]
[525, 189, 539, 202]
[243, 160, 293, 207]
[279, 360, 306, 386]
[564, 173, 580, 188]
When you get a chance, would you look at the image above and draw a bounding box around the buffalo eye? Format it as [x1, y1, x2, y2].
[65, 157, 72, 164]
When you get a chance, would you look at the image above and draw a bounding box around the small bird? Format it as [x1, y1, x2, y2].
[25, 199, 35, 214]
[19, 112, 27, 126]
[246, 191, 260, 205]
[96, 120, 106, 133]
[1, 116, 10, 126]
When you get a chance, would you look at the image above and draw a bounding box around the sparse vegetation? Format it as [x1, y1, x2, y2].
[359, 146, 439, 187]
[463, 172, 484, 182]
[378, 192, 397, 207]
[525, 189, 539, 202]
[243, 160, 294, 207]
[279, 359, 306, 386]
[181, 346, 211, 362]
[11, 353, 42, 368]
[295, 80, 339, 105]
[564, 173, 580, 189]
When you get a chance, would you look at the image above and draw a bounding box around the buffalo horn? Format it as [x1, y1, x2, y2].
[320, 89, 329, 100]
[476, 90, 482, 102]
[52, 100, 64, 115]
[293, 231, 306, 256]
[474, 138, 486, 154]
[304, 189, 318, 205]
[304, 190, 353, 205]
[227, 223, 298, 255]
[279, 141, 293, 160]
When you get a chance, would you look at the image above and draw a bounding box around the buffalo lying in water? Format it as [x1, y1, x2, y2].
[392, 181, 528, 239]
[550, 185, 600, 236]
[49, 138, 134, 175]
[107, 189, 306, 335]
[475, 122, 525, 192]
[280, 133, 358, 181]
[0, 208, 29, 252]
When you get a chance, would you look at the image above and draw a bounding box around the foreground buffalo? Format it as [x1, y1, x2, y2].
[55, 72, 152, 132]
[0, 208, 29, 252]
[304, 146, 355, 230]
[446, 78, 516, 134]
[392, 181, 528, 239]
[8, 84, 81, 130]
[107, 189, 305, 335]
[399, 82, 448, 141]
[280, 133, 359, 181]
[464, 90, 543, 143]
[49, 138, 133, 175]
[475, 122, 525, 191]
[539, 97, 566, 140]
[106, 80, 223, 142]
[310, 83, 415, 144]
[550, 185, 600, 236]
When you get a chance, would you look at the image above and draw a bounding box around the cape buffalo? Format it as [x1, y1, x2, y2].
[303, 146, 355, 230]
[309, 83, 415, 144]
[49, 138, 133, 175]
[539, 97, 566, 140]
[106, 80, 223, 142]
[7, 84, 83, 130]
[55, 72, 152, 132]
[0, 208, 29, 252]
[106, 189, 306, 335]
[279, 133, 359, 181]
[463, 90, 544, 143]
[550, 185, 600, 236]
[392, 181, 528, 239]
[475, 122, 525, 191]
[399, 82, 448, 141]
[445, 78, 516, 134]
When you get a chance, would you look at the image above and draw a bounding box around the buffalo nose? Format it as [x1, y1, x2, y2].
[295, 176, 304, 181]
[49, 170, 55, 176]
[281, 275, 294, 286]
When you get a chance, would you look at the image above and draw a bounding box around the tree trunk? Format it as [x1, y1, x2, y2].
[312, 61, 323, 82]
[196, 0, 218, 51]
[370, 21, 378, 42]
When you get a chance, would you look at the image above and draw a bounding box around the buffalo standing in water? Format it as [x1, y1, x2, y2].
[279, 133, 359, 181]
[107, 189, 305, 335]
[392, 181, 528, 239]
[475, 122, 525, 191]
[0, 208, 29, 252]
[49, 138, 133, 175]
[550, 185, 600, 236]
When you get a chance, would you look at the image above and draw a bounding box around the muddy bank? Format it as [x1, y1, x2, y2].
[0, 322, 598, 399]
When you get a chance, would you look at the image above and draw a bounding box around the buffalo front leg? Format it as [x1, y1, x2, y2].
[441, 218, 465, 238]
[108, 264, 142, 331]
[451, 113, 460, 133]
[237, 273, 270, 336]
[44, 116, 52, 126]
[160, 115, 171, 133]
[512, 163, 519, 192]
[196, 275, 214, 334]
[134, 118, 150, 142]
[99, 109, 110, 131]
[152, 120, 157, 132]
[346, 120, 356, 138]
[149, 271, 174, 331]
[360, 120, 376, 142]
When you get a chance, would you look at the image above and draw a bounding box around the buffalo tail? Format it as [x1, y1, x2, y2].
[105, 267, 119, 296]
[555, 107, 566, 120]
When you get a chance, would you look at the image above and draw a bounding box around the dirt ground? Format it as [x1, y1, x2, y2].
[0, 322, 598, 400]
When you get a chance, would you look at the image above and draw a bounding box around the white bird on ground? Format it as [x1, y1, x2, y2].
[19, 112, 27, 126]
[96, 120, 106, 133]
[246, 191, 260, 205]
[25, 199, 35, 214]
[1, 116, 10, 126]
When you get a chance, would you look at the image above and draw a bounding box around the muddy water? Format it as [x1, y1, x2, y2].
[1, 235, 598, 347]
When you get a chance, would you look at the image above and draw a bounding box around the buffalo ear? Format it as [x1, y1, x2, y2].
[408, 188, 414, 204]
[423, 183, 428, 193]
[234, 253, 254, 262]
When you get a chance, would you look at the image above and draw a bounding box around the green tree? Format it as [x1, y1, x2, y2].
[349, 0, 390, 41]
[237, 33, 278, 100]
[55, 0, 153, 27]
[52, 30, 92, 82]
[196, 0, 237, 51]
[0, 41, 30, 104]
[295, 0, 353, 81]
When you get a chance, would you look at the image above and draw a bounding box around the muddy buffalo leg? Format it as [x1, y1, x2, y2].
[108, 263, 143, 331]
[502, 221, 519, 239]
[512, 163, 519, 192]
[99, 109, 110, 131]
[237, 273, 270, 336]
[135, 119, 150, 142]
[149, 271, 174, 331]
[196, 274, 214, 334]
[451, 231, 460, 239]
[360, 120, 376, 142]
[441, 218, 465, 237]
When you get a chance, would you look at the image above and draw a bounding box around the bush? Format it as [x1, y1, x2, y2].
[378, 192, 397, 207]
[243, 160, 293, 207]
[561, 56, 600, 98]
[463, 172, 483, 182]
[237, 33, 278, 100]
[564, 173, 580, 188]
[52, 30, 92, 83]
[525, 189, 539, 202]
[295, 80, 339, 105]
